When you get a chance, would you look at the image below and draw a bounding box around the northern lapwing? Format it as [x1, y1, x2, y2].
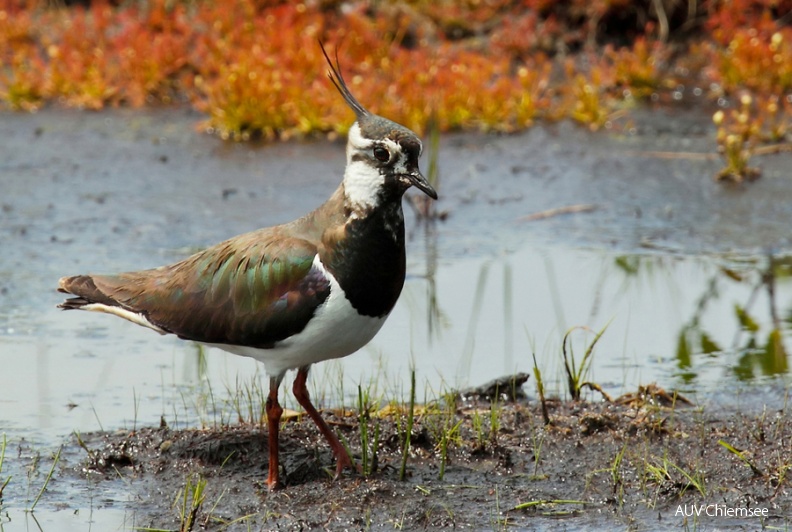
[57, 45, 438, 490]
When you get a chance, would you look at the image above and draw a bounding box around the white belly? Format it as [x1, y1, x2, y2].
[208, 255, 387, 378]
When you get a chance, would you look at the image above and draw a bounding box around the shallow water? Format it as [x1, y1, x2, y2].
[1, 108, 791, 528]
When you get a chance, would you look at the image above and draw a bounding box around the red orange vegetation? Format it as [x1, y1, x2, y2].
[0, 0, 789, 163]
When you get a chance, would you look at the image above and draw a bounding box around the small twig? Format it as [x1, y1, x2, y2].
[652, 0, 669, 42]
[621, 150, 716, 160]
[520, 204, 597, 222]
[624, 143, 792, 160]
[752, 143, 792, 156]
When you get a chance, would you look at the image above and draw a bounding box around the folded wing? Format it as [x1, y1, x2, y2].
[59, 230, 331, 348]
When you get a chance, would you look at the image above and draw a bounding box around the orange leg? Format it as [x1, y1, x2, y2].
[292, 365, 354, 478]
[265, 376, 284, 491]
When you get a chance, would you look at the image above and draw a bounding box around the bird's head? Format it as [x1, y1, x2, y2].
[321, 44, 438, 211]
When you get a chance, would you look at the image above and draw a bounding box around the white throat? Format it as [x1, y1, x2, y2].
[343, 162, 383, 211]
[343, 122, 386, 211]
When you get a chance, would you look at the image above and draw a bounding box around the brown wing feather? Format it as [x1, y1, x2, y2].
[59, 228, 331, 348]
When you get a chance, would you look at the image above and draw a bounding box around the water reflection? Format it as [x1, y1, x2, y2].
[421, 218, 443, 343]
[409, 237, 792, 397]
[1, 244, 790, 447]
[675, 254, 790, 382]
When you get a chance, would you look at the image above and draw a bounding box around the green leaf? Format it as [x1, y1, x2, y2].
[735, 304, 760, 333]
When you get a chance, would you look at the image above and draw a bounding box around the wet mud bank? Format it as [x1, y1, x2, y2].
[69, 392, 791, 531]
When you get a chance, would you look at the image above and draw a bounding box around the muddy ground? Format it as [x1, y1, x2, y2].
[67, 384, 791, 531]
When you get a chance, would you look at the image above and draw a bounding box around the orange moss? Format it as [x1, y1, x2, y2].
[0, 0, 788, 147]
[607, 37, 669, 99]
[717, 28, 792, 96]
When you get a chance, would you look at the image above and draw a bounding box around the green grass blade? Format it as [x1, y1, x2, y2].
[29, 446, 62, 512]
[399, 369, 416, 481]
[512, 499, 589, 510]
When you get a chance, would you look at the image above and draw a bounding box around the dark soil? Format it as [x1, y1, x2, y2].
[70, 387, 792, 531]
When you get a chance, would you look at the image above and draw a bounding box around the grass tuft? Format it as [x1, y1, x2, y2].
[562, 322, 612, 402]
[357, 384, 382, 477]
[176, 473, 207, 532]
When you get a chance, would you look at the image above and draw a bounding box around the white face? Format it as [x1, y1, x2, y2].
[343, 123, 409, 211]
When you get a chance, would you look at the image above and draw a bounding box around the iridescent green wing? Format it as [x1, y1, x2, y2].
[92, 231, 331, 347]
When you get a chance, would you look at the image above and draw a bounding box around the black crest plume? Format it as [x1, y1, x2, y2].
[320, 41, 370, 120]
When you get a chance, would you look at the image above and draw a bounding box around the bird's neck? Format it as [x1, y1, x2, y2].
[315, 183, 407, 318]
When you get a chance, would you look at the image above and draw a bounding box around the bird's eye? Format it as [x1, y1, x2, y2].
[373, 147, 390, 162]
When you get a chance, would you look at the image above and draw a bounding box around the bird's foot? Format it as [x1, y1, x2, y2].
[267, 480, 284, 492]
[333, 447, 360, 479]
[266, 468, 285, 491]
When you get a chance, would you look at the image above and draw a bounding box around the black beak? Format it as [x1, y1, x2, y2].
[406, 170, 438, 200]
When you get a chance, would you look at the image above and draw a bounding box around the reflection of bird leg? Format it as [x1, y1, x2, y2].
[424, 218, 440, 340]
[764, 254, 780, 329]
